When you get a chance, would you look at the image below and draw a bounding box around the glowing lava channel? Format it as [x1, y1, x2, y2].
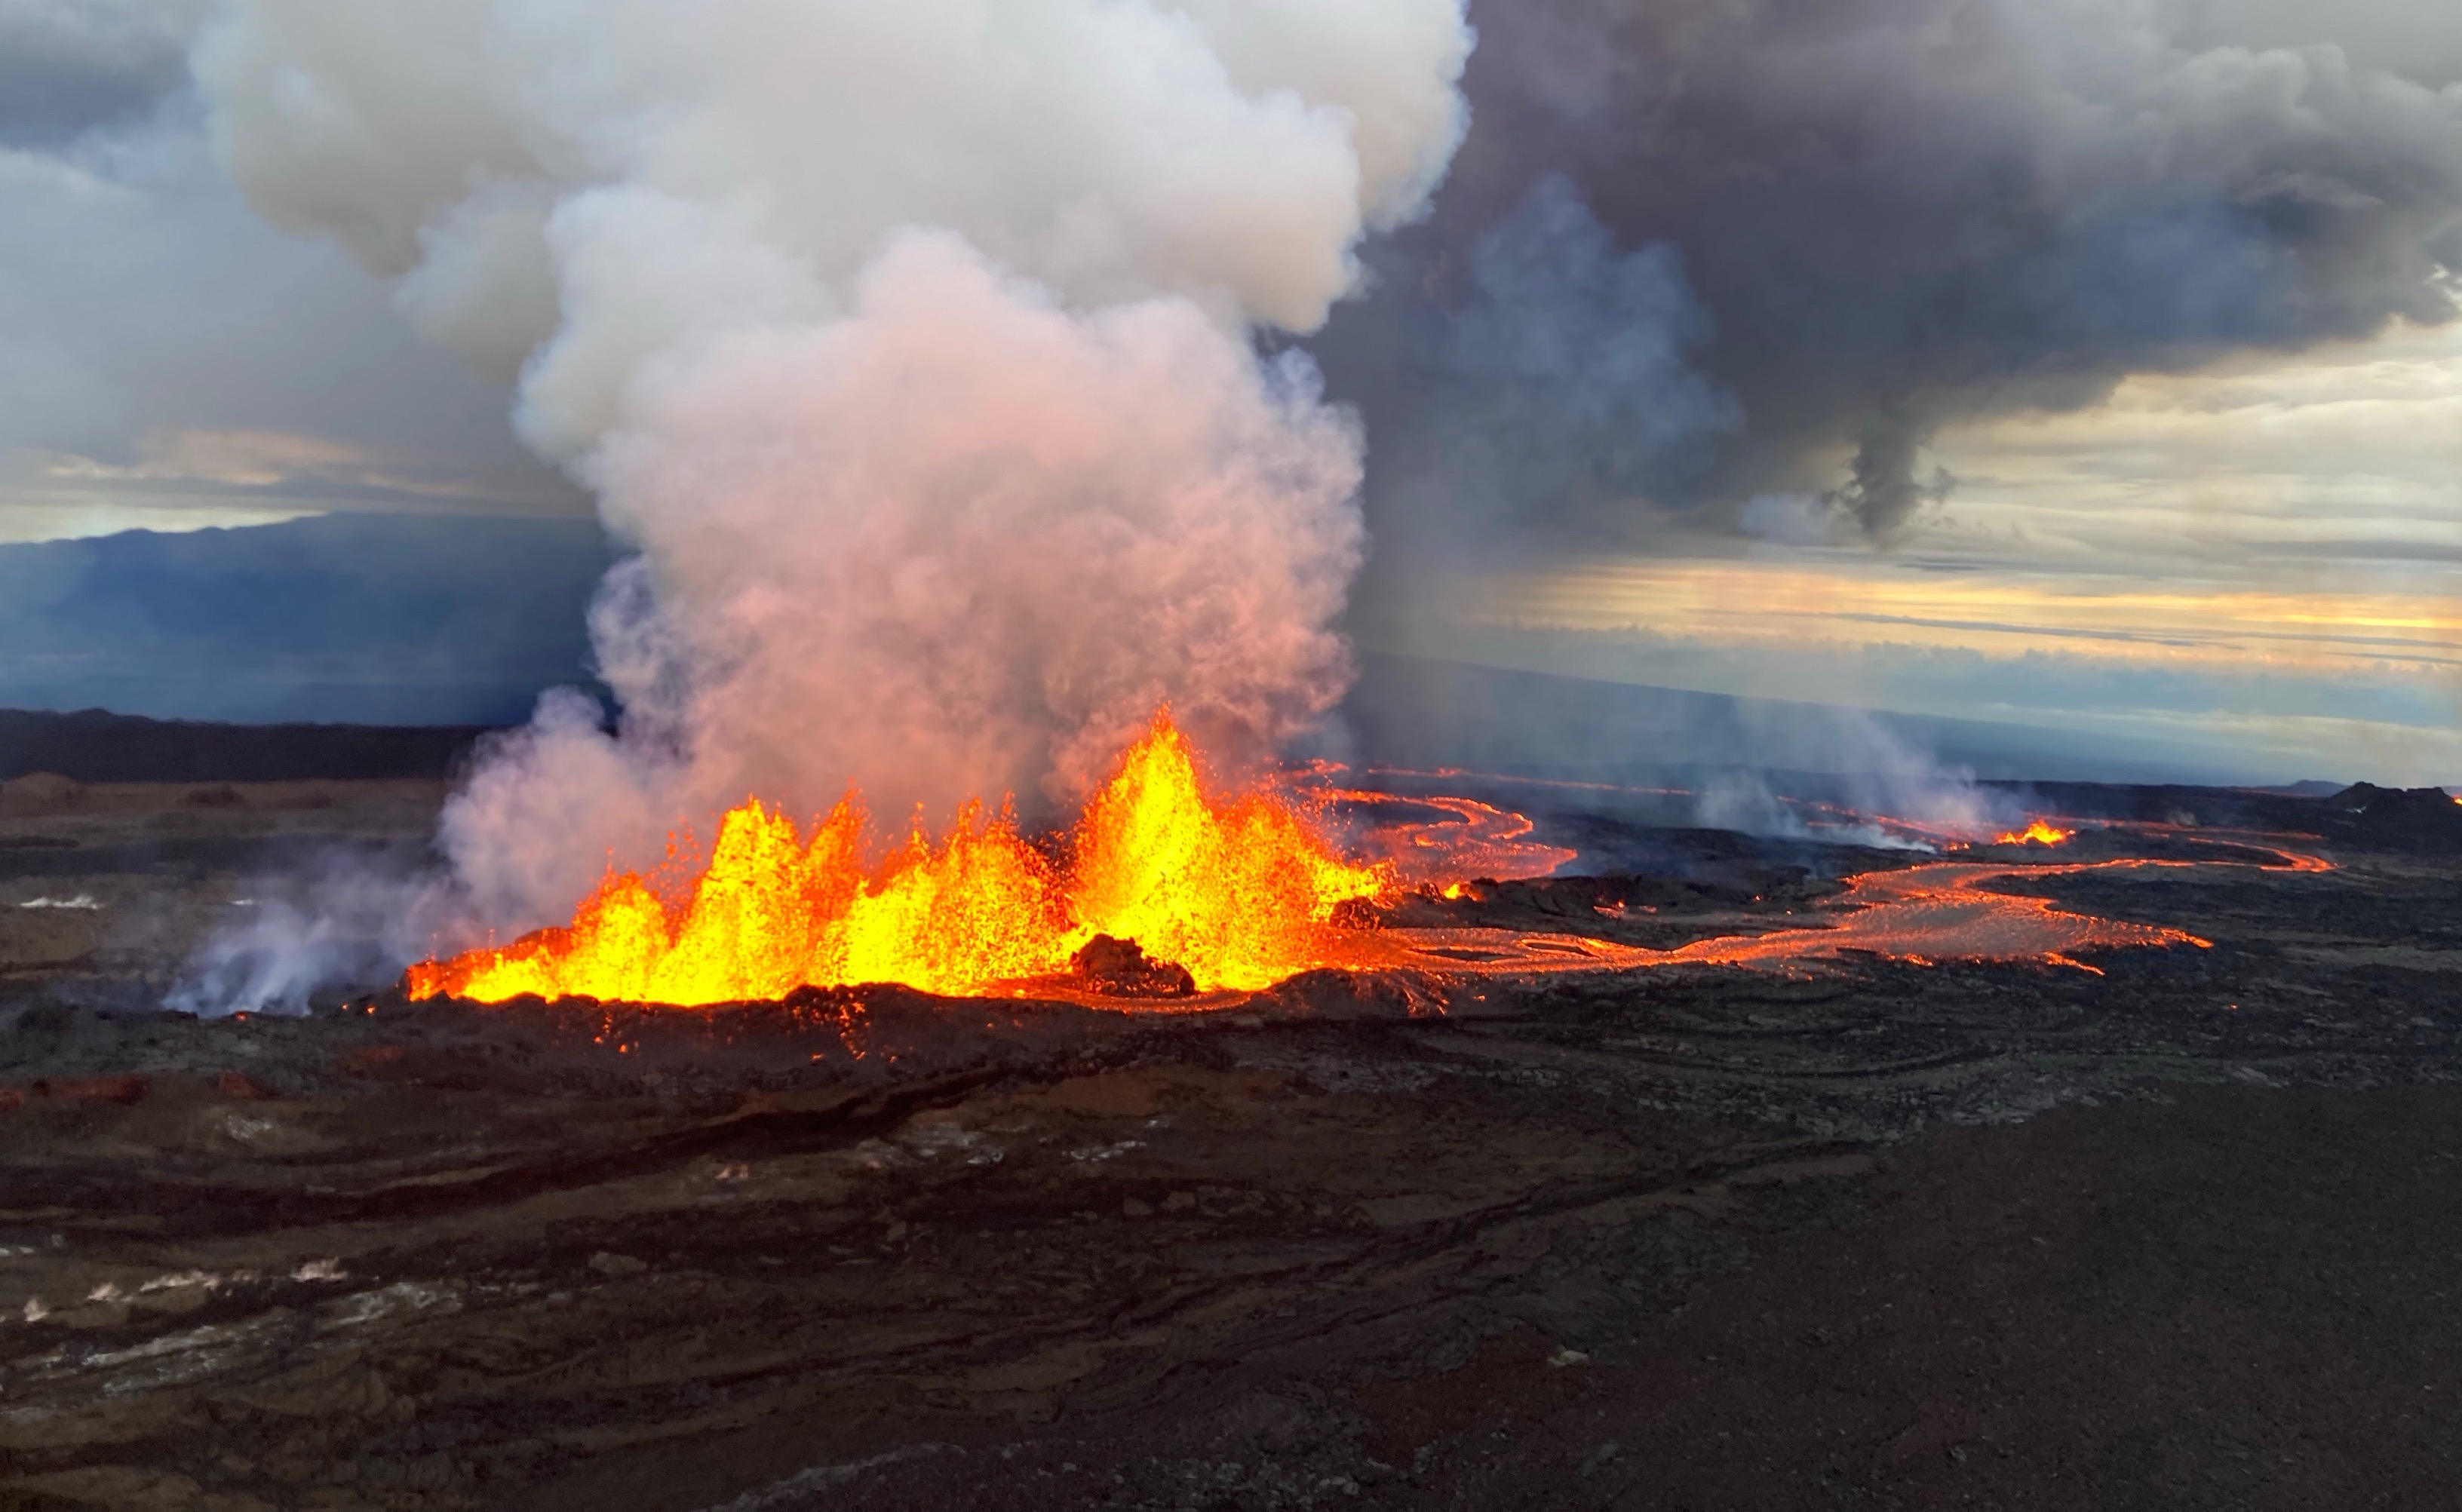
[1313, 790, 1579, 885]
[1314, 857, 2226, 982]
[408, 714, 1385, 1005]
[1660, 860, 2203, 974]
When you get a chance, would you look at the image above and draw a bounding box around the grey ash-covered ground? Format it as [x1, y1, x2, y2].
[1, 768, 2457, 1510]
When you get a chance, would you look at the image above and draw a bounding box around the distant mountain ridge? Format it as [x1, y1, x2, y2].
[0, 651, 2264, 789]
[0, 707, 492, 784]
[0, 512, 612, 726]
[0, 510, 2282, 787]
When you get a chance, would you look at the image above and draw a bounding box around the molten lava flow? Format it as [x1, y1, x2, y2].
[1662, 860, 2206, 974]
[1994, 819, 2074, 846]
[1316, 852, 2241, 981]
[407, 713, 1386, 1006]
[1314, 790, 1577, 885]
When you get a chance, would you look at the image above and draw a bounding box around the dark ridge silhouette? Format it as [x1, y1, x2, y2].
[0, 654, 2245, 789]
[0, 511, 612, 727]
[0, 707, 499, 784]
[2322, 781, 2462, 850]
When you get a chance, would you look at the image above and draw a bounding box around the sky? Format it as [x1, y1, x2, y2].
[0, 0, 580, 544]
[1395, 321, 2462, 784]
[2, 0, 2457, 790]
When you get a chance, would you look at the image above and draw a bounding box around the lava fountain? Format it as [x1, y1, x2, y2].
[408, 713, 1386, 1006]
[1994, 819, 2075, 846]
[408, 722, 2316, 1012]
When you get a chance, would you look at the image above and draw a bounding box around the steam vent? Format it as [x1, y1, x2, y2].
[8, 1, 2462, 1508]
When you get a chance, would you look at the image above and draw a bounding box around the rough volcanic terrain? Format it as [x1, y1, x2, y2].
[2, 768, 2457, 1510]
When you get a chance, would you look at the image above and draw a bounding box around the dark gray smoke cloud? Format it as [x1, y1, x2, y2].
[1312, 174, 1738, 574]
[0, 2, 207, 146]
[1319, 0, 2462, 547]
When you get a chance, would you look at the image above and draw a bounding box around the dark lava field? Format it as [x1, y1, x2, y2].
[2, 765, 2457, 1511]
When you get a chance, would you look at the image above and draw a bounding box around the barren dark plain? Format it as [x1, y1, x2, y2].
[3, 727, 2459, 1512]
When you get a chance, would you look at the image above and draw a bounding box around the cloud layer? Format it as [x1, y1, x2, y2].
[0, 2, 578, 545]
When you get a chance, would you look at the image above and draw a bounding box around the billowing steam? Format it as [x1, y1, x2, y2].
[192, 0, 1474, 931]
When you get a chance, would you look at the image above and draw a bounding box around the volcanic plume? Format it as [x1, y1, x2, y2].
[193, 1, 1475, 949]
[1318, 0, 2462, 563]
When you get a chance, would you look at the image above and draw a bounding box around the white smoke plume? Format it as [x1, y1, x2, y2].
[191, 0, 1475, 934]
[1691, 705, 1997, 852]
[164, 858, 457, 1017]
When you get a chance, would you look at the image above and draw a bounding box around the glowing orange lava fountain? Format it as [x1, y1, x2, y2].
[408, 713, 1384, 1006]
[1994, 819, 2074, 846]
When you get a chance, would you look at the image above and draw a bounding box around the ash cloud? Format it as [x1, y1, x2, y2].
[0, 0, 212, 146]
[1324, 0, 2462, 548]
[1315, 174, 1739, 586]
